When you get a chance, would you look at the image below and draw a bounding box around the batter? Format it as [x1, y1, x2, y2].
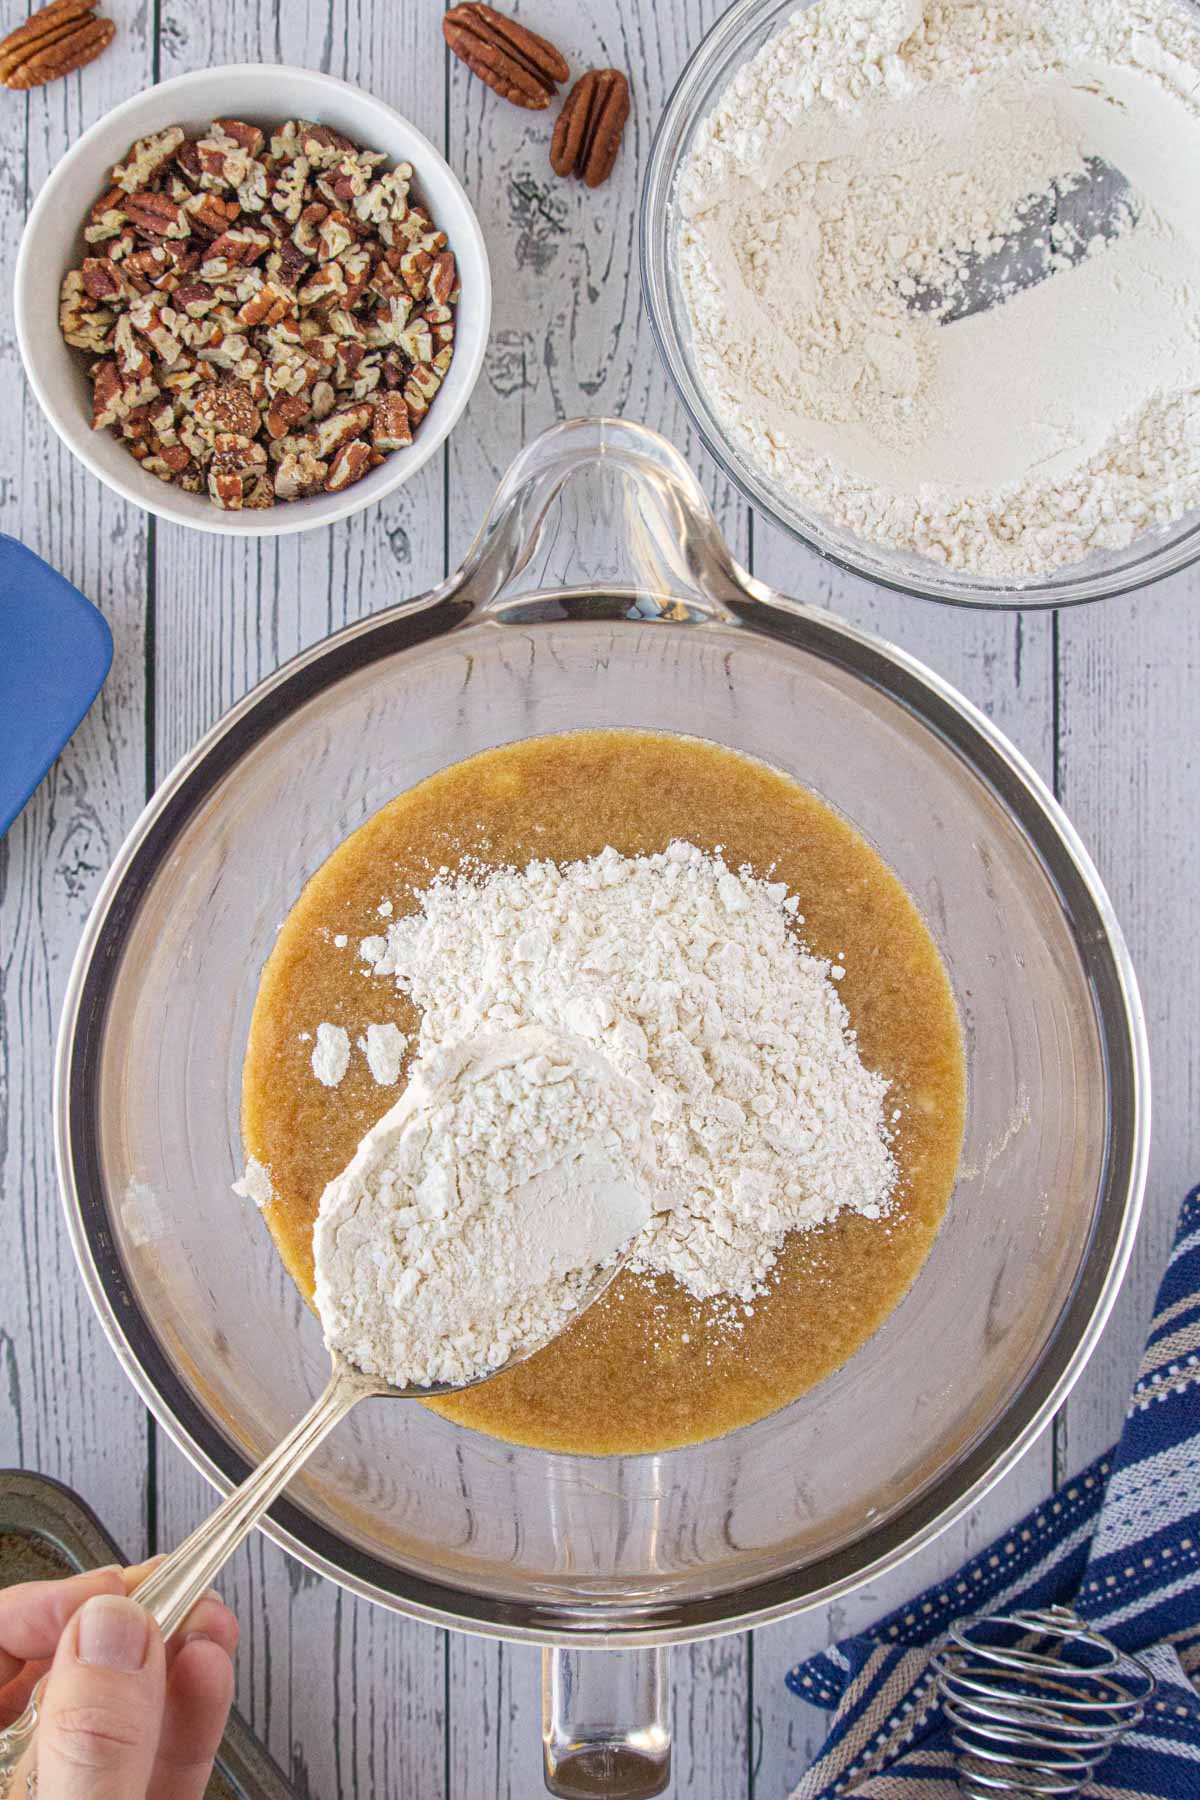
[240, 730, 965, 1454]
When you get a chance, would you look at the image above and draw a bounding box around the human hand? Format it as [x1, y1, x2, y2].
[0, 1560, 238, 1798]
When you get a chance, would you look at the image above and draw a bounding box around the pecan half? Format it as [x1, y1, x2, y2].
[0, 0, 114, 89]
[443, 2, 567, 109]
[551, 68, 630, 188]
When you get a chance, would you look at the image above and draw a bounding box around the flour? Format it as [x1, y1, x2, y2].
[312, 1027, 657, 1388]
[359, 841, 895, 1302]
[311, 1021, 350, 1088]
[359, 1021, 408, 1086]
[232, 1156, 275, 1211]
[679, 0, 1200, 579]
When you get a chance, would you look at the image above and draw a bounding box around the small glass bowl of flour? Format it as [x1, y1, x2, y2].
[642, 0, 1200, 606]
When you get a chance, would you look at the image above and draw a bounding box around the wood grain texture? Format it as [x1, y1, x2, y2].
[1056, 572, 1200, 1474]
[0, 32, 155, 1561]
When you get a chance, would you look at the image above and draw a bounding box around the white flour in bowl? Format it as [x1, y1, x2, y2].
[358, 841, 896, 1304]
[678, 0, 1200, 578]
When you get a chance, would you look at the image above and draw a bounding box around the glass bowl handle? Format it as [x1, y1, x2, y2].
[450, 416, 756, 623]
[542, 1644, 671, 1798]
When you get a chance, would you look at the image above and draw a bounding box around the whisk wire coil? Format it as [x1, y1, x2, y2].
[931, 1604, 1154, 1799]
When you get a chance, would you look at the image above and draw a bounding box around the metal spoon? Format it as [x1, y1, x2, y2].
[0, 1254, 625, 1792]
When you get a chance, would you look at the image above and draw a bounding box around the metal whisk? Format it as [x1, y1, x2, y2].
[931, 1604, 1155, 1798]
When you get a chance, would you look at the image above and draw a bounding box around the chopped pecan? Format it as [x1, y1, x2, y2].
[237, 161, 270, 214]
[183, 191, 240, 238]
[200, 227, 271, 276]
[80, 255, 126, 302]
[59, 270, 112, 351]
[207, 430, 268, 508]
[124, 190, 189, 239]
[90, 358, 156, 429]
[236, 279, 295, 328]
[274, 445, 328, 499]
[191, 381, 261, 439]
[122, 242, 184, 284]
[298, 122, 357, 167]
[83, 185, 126, 242]
[127, 294, 184, 363]
[112, 128, 185, 194]
[316, 209, 355, 264]
[443, 2, 567, 109]
[324, 439, 372, 492]
[113, 313, 152, 381]
[173, 280, 219, 318]
[397, 317, 433, 364]
[429, 250, 459, 307]
[214, 118, 264, 157]
[314, 403, 373, 458]
[264, 392, 310, 440]
[551, 68, 631, 188]
[403, 362, 443, 424]
[292, 202, 329, 259]
[355, 166, 412, 228]
[372, 391, 412, 452]
[399, 246, 434, 302]
[195, 126, 257, 191]
[297, 263, 347, 308]
[339, 244, 373, 308]
[270, 157, 310, 225]
[0, 0, 114, 89]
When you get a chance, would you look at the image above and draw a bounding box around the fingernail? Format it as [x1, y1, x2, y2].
[182, 1630, 215, 1648]
[77, 1594, 150, 1671]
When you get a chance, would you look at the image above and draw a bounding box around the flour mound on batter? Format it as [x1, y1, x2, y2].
[679, 0, 1200, 578]
[359, 840, 897, 1303]
[312, 1026, 658, 1389]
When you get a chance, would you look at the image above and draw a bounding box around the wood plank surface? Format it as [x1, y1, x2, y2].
[2, 0, 1191, 1793]
[0, 27, 155, 1565]
[1056, 574, 1200, 1474]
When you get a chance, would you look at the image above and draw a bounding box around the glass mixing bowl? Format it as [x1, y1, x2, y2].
[55, 419, 1148, 1793]
[640, 0, 1200, 609]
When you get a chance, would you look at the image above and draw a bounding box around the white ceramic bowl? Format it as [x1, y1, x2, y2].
[14, 65, 491, 536]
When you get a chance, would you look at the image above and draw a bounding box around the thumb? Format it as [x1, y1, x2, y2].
[35, 1593, 165, 1799]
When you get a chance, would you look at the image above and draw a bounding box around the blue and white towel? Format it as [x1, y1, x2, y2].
[787, 1186, 1200, 1799]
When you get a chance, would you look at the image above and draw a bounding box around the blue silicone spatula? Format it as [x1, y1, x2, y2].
[0, 534, 114, 838]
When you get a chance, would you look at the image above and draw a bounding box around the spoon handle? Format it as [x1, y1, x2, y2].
[0, 1361, 364, 1794]
[132, 1359, 364, 1639]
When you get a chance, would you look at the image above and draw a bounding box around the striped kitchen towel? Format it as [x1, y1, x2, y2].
[786, 1185, 1200, 1799]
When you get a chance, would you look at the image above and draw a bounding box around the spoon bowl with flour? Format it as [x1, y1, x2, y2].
[0, 1026, 657, 1772]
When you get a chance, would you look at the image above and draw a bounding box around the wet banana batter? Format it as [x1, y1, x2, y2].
[240, 730, 965, 1454]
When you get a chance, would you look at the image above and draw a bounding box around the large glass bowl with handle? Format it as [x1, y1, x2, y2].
[56, 418, 1148, 1795]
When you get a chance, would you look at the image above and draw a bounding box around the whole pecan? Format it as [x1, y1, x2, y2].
[0, 0, 114, 89]
[443, 2, 567, 109]
[551, 68, 630, 188]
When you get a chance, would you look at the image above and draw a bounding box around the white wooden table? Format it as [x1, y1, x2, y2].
[2, 2, 1196, 1794]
